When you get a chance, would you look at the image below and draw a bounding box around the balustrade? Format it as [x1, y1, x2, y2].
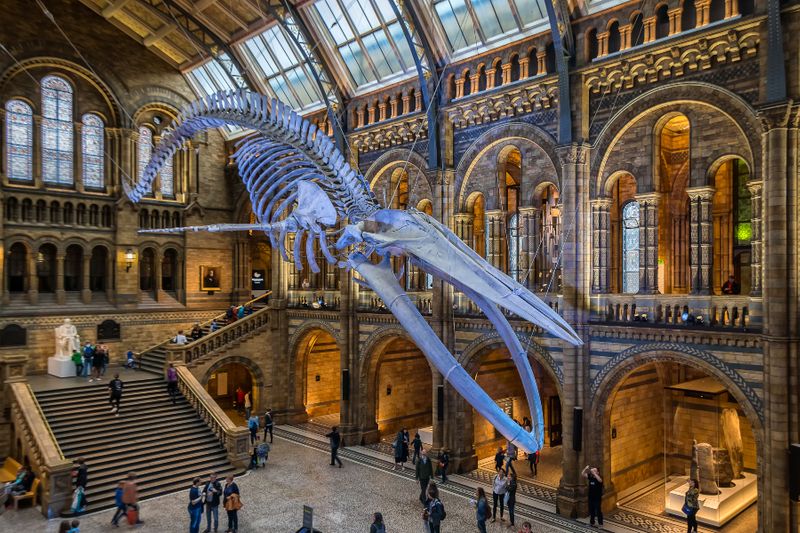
[593, 294, 757, 329]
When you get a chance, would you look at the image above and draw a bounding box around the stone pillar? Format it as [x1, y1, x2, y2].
[55, 254, 65, 305]
[105, 251, 114, 304]
[596, 32, 609, 57]
[590, 199, 612, 293]
[485, 68, 497, 90]
[725, 0, 739, 18]
[619, 24, 632, 50]
[643, 16, 656, 43]
[668, 8, 682, 35]
[389, 96, 399, 118]
[519, 57, 530, 78]
[367, 106, 376, 124]
[485, 210, 504, 270]
[518, 207, 538, 289]
[415, 91, 422, 112]
[537, 51, 547, 75]
[454, 78, 465, 99]
[687, 187, 714, 295]
[356, 108, 365, 128]
[154, 252, 162, 301]
[453, 213, 473, 244]
[81, 253, 91, 304]
[175, 257, 185, 303]
[401, 95, 411, 116]
[27, 253, 37, 305]
[74, 123, 84, 193]
[746, 180, 763, 296]
[696, 0, 711, 26]
[636, 193, 660, 294]
[33, 117, 43, 188]
[339, 266, 362, 444]
[501, 62, 512, 85]
[469, 73, 480, 93]
[378, 102, 387, 122]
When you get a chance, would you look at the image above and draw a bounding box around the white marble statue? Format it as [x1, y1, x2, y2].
[54, 318, 81, 359]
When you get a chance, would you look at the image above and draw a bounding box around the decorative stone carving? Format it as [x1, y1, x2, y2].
[692, 441, 720, 494]
[721, 408, 745, 479]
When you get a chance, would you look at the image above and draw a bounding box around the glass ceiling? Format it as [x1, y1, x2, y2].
[433, 0, 548, 53]
[186, 54, 244, 135]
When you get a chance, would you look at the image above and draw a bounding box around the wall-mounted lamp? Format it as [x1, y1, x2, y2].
[125, 249, 136, 272]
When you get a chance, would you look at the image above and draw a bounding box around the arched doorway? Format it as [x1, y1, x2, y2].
[372, 337, 432, 443]
[466, 346, 562, 486]
[295, 328, 341, 427]
[6, 243, 27, 293]
[205, 361, 257, 424]
[139, 248, 156, 293]
[602, 361, 759, 529]
[36, 244, 57, 293]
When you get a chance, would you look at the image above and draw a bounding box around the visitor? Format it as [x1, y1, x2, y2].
[111, 480, 126, 526]
[263, 408, 274, 443]
[91, 344, 105, 381]
[68, 519, 80, 533]
[506, 471, 518, 527]
[122, 472, 142, 525]
[235, 387, 245, 414]
[82, 342, 94, 378]
[222, 475, 241, 533]
[190, 323, 203, 341]
[473, 487, 489, 533]
[402, 427, 410, 467]
[173, 330, 188, 345]
[249, 446, 258, 470]
[411, 432, 422, 464]
[125, 350, 137, 369]
[522, 416, 531, 429]
[518, 521, 532, 533]
[73, 458, 88, 513]
[247, 413, 259, 445]
[491, 468, 508, 522]
[505, 440, 517, 476]
[415, 448, 433, 505]
[166, 363, 179, 404]
[71, 349, 83, 377]
[256, 441, 270, 467]
[203, 472, 222, 533]
[527, 449, 539, 477]
[244, 390, 252, 419]
[188, 477, 204, 533]
[58, 520, 71, 533]
[722, 274, 740, 295]
[98, 344, 109, 376]
[369, 511, 386, 533]
[3, 464, 34, 497]
[392, 430, 405, 470]
[438, 449, 449, 483]
[224, 307, 235, 323]
[237, 305, 245, 320]
[582, 465, 604, 528]
[684, 478, 701, 533]
[108, 373, 124, 416]
[325, 426, 343, 467]
[424, 483, 445, 533]
[210, 319, 220, 332]
[494, 446, 505, 473]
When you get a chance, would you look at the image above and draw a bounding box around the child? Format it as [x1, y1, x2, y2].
[68, 519, 80, 532]
[256, 441, 270, 467]
[71, 350, 83, 377]
[250, 446, 258, 470]
[111, 481, 126, 526]
[125, 350, 136, 369]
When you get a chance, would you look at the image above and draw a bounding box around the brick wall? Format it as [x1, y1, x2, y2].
[375, 339, 432, 436]
[305, 335, 340, 417]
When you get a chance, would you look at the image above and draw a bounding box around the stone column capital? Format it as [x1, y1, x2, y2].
[745, 179, 763, 194]
[756, 101, 796, 130]
[686, 186, 715, 201]
[590, 197, 613, 209]
[518, 205, 540, 215]
[634, 192, 660, 205]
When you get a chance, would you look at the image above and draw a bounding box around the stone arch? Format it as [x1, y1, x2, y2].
[288, 322, 343, 418]
[592, 82, 761, 198]
[364, 149, 432, 191]
[288, 321, 342, 360]
[200, 355, 267, 413]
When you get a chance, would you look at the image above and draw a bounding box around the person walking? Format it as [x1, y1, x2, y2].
[247, 414, 259, 445]
[108, 373, 123, 416]
[325, 426, 343, 467]
[424, 483, 445, 533]
[263, 409, 274, 443]
[491, 468, 508, 522]
[505, 440, 517, 476]
[494, 446, 505, 473]
[527, 449, 539, 477]
[474, 487, 489, 533]
[243, 391, 252, 420]
[235, 387, 245, 414]
[415, 448, 433, 505]
[392, 430, 405, 470]
[203, 472, 222, 533]
[188, 477, 204, 533]
[507, 471, 518, 527]
[91, 346, 105, 381]
[110, 480, 126, 527]
[582, 465, 604, 528]
[73, 458, 88, 513]
[222, 475, 240, 533]
[369, 512, 386, 533]
[167, 363, 179, 404]
[402, 428, 410, 468]
[122, 472, 142, 525]
[411, 432, 422, 464]
[684, 478, 701, 533]
[438, 449, 449, 483]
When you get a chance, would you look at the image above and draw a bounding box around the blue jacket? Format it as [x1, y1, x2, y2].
[114, 487, 124, 508]
[476, 497, 489, 521]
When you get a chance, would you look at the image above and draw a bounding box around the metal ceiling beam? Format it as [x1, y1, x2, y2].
[263, 0, 348, 154]
[544, 0, 574, 144]
[389, 0, 440, 169]
[137, 0, 256, 91]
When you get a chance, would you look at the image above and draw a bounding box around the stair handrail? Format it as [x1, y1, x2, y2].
[174, 365, 250, 469]
[137, 291, 272, 358]
[165, 295, 272, 365]
[9, 382, 74, 518]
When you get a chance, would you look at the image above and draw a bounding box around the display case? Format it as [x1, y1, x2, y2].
[663, 377, 757, 526]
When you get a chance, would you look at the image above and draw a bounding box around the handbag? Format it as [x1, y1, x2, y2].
[682, 503, 693, 515]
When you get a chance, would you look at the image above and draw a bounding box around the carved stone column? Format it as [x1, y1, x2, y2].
[74, 122, 84, 193]
[725, 0, 739, 18]
[105, 251, 114, 304]
[81, 253, 91, 304]
[501, 63, 511, 85]
[367, 106, 376, 124]
[454, 78, 465, 99]
[519, 57, 530, 78]
[636, 193, 660, 294]
[27, 254, 37, 305]
[668, 8, 682, 35]
[590, 199, 612, 293]
[389, 96, 399, 118]
[485, 69, 497, 90]
[153, 252, 162, 301]
[746, 180, 763, 296]
[401, 95, 410, 115]
[485, 210, 504, 270]
[597, 32, 609, 57]
[518, 206, 538, 289]
[378, 101, 387, 122]
[687, 186, 715, 295]
[469, 73, 480, 92]
[55, 254, 65, 305]
[536, 50, 547, 75]
[643, 16, 656, 42]
[619, 24, 632, 50]
[356, 108, 365, 128]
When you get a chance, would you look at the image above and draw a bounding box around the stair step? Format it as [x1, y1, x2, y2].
[82, 447, 230, 483]
[66, 433, 222, 463]
[48, 405, 196, 430]
[42, 397, 185, 419]
[54, 418, 209, 446]
[35, 380, 163, 398]
[39, 387, 172, 408]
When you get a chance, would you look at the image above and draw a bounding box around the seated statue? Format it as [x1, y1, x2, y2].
[54, 318, 81, 360]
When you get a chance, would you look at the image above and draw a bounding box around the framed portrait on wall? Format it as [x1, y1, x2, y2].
[200, 265, 222, 291]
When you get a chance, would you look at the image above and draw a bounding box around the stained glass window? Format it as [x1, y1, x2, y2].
[81, 113, 104, 189]
[508, 213, 520, 282]
[622, 201, 640, 294]
[160, 154, 174, 198]
[5, 99, 33, 181]
[41, 75, 74, 186]
[137, 126, 153, 195]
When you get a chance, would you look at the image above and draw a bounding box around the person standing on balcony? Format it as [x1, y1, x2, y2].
[263, 408, 274, 443]
[166, 363, 179, 404]
[108, 373, 123, 416]
[722, 274, 741, 295]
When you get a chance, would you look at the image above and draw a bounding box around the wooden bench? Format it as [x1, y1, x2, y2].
[12, 477, 40, 510]
[0, 457, 21, 483]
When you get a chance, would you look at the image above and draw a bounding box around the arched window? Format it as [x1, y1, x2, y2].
[681, 0, 697, 31]
[82, 113, 104, 189]
[7, 243, 27, 292]
[63, 202, 73, 224]
[656, 4, 670, 39]
[631, 13, 645, 47]
[621, 201, 640, 294]
[5, 198, 19, 221]
[5, 100, 33, 181]
[36, 244, 57, 293]
[162, 249, 178, 292]
[64, 245, 83, 292]
[137, 126, 153, 195]
[41, 76, 74, 186]
[160, 154, 174, 198]
[90, 246, 108, 292]
[140, 248, 155, 291]
[585, 29, 598, 62]
[608, 21, 621, 54]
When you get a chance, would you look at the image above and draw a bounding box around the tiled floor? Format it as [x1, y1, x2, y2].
[0, 431, 569, 533]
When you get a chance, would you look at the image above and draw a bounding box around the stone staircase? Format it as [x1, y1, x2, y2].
[34, 377, 239, 512]
[138, 293, 271, 374]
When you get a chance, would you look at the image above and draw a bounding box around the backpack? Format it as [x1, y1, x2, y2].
[430, 499, 446, 521]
